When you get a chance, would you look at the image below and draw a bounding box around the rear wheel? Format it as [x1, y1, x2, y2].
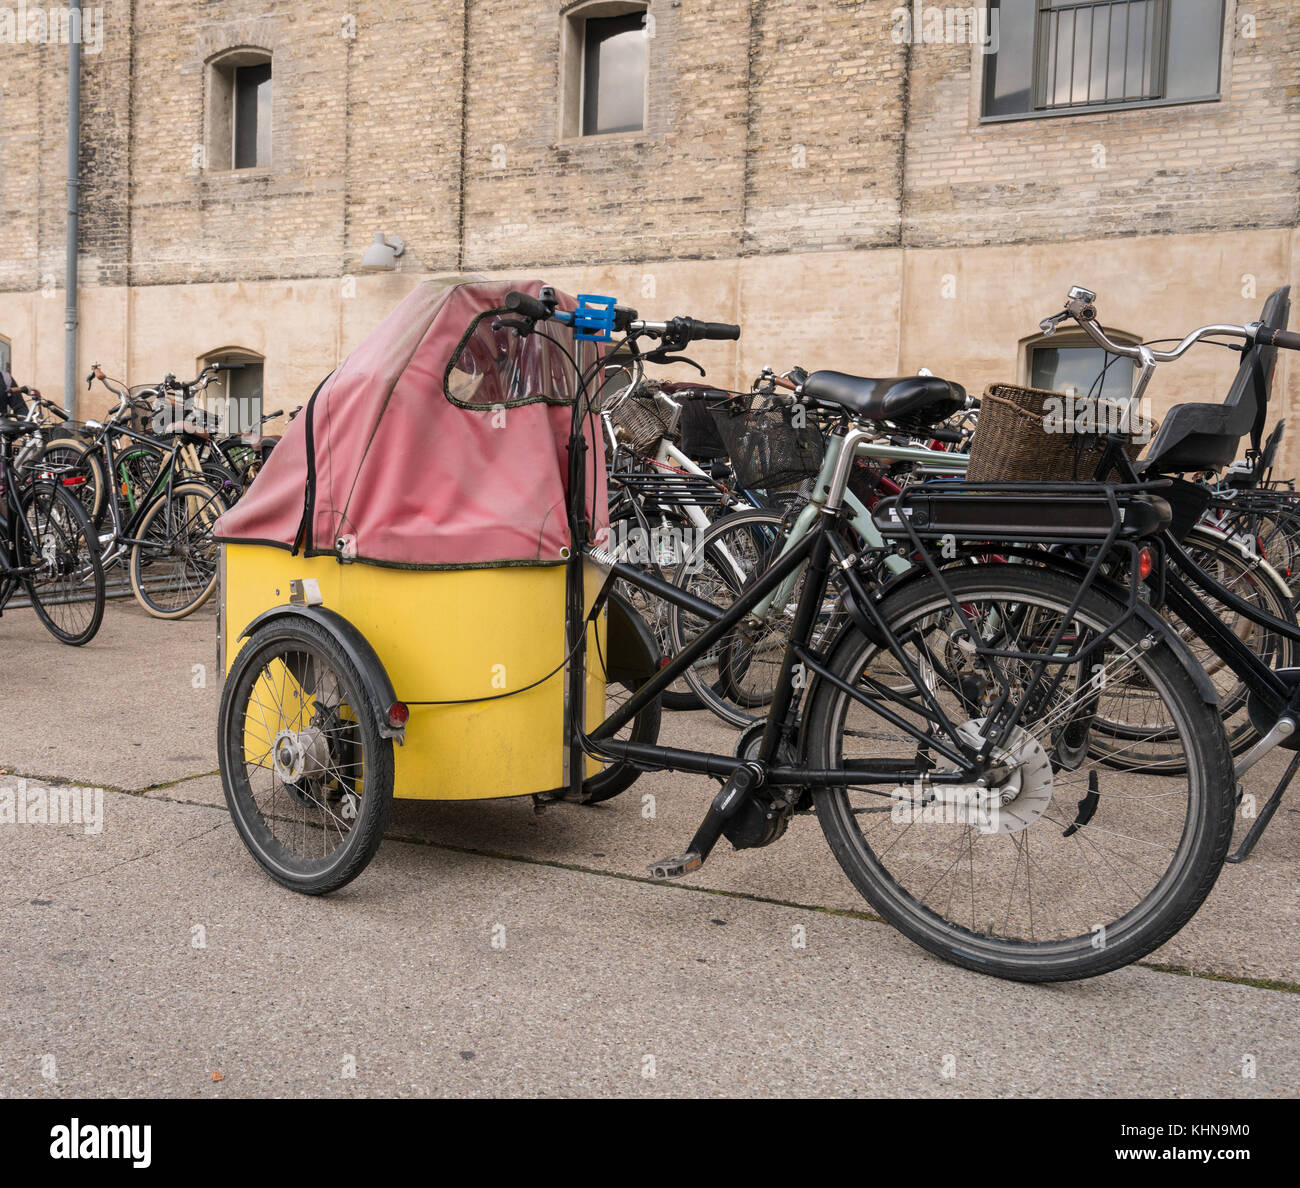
[219, 618, 393, 894]
[21, 482, 106, 646]
[128, 479, 227, 619]
[805, 565, 1233, 982]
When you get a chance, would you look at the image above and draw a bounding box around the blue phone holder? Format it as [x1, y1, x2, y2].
[571, 294, 618, 342]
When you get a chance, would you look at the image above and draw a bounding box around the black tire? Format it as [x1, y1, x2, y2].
[606, 503, 707, 712]
[218, 617, 394, 894]
[804, 564, 1234, 982]
[34, 437, 107, 527]
[20, 481, 106, 646]
[668, 507, 848, 728]
[577, 673, 663, 803]
[128, 480, 227, 619]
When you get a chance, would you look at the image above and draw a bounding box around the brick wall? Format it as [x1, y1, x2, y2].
[904, 0, 1300, 248]
[5, 0, 1294, 293]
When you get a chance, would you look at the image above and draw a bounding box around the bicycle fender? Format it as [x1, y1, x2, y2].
[238, 604, 406, 741]
[1183, 523, 1293, 609]
[603, 587, 661, 684]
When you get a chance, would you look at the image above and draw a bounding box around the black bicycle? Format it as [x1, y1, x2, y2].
[35, 365, 229, 619]
[537, 292, 1246, 981]
[0, 406, 106, 645]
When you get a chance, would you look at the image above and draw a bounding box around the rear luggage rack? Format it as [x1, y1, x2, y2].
[872, 480, 1172, 544]
[611, 467, 730, 509]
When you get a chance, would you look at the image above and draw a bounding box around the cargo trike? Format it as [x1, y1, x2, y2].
[215, 277, 1234, 983]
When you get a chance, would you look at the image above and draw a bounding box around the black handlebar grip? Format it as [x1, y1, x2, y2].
[505, 291, 552, 321]
[698, 321, 741, 341]
[1257, 326, 1300, 352]
[47, 403, 69, 421]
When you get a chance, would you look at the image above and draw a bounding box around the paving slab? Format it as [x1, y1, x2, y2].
[3, 601, 1299, 1096]
[0, 600, 218, 791]
[1, 788, 1296, 1098]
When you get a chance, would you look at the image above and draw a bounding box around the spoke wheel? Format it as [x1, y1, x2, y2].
[128, 480, 227, 618]
[20, 482, 106, 646]
[219, 618, 393, 894]
[33, 439, 106, 526]
[806, 564, 1233, 982]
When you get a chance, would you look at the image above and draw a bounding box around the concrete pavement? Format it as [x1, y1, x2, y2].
[1, 599, 1297, 1096]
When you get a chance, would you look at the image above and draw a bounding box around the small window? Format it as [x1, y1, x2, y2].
[1029, 341, 1136, 400]
[983, 0, 1224, 120]
[206, 49, 272, 170]
[561, 3, 648, 139]
[583, 13, 647, 135]
[233, 62, 272, 169]
[203, 351, 265, 432]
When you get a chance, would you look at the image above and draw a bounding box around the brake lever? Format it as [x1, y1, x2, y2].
[492, 316, 534, 336]
[1039, 310, 1070, 337]
[639, 348, 706, 375]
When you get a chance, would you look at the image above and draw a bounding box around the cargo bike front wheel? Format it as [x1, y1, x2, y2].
[219, 617, 394, 894]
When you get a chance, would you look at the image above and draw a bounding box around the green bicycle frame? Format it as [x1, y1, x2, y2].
[748, 433, 969, 620]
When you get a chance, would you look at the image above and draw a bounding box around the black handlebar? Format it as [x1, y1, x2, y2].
[1256, 326, 1300, 352]
[675, 318, 741, 342]
[504, 291, 553, 321]
[504, 290, 740, 345]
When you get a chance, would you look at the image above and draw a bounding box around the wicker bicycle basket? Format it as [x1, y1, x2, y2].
[604, 386, 677, 455]
[966, 383, 1158, 483]
[709, 394, 825, 491]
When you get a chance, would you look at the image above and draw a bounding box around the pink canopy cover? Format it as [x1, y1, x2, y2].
[214, 278, 608, 569]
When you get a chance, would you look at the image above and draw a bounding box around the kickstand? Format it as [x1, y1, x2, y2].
[1226, 750, 1300, 863]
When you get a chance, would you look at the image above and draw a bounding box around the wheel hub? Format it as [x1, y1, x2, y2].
[271, 727, 331, 785]
[892, 719, 1055, 835]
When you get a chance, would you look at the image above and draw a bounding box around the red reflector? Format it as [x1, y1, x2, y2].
[387, 701, 409, 728]
[62, 476, 85, 487]
[1138, 547, 1154, 581]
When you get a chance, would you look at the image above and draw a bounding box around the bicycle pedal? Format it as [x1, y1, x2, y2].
[648, 851, 703, 880]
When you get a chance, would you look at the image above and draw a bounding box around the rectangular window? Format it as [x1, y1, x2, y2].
[582, 13, 647, 136]
[1030, 344, 1135, 399]
[233, 62, 272, 168]
[983, 0, 1224, 120]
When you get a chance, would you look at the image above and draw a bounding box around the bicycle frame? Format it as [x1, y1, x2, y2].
[745, 432, 969, 620]
[565, 419, 1112, 802]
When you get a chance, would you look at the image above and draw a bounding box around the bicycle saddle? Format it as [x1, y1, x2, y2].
[0, 418, 28, 438]
[802, 371, 966, 429]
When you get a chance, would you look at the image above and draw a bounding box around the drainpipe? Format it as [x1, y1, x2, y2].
[64, 32, 81, 416]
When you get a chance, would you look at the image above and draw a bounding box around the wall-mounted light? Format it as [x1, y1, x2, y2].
[361, 232, 405, 272]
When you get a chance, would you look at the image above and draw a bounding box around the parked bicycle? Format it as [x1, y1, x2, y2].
[34, 365, 230, 618]
[0, 401, 105, 645]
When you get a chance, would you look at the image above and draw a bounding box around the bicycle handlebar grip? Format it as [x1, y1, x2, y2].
[695, 320, 741, 341]
[504, 291, 552, 321]
[1257, 326, 1300, 352]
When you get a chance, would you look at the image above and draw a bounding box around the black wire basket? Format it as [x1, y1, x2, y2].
[709, 395, 825, 491]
